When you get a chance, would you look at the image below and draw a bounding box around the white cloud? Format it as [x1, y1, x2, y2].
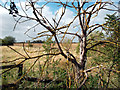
[0, 6, 38, 42]
[0, 0, 118, 42]
[0, 1, 56, 42]
[42, 5, 54, 23]
[89, 2, 118, 26]
[1, 0, 7, 3]
[55, 7, 74, 26]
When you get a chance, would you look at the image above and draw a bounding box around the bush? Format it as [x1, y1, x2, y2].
[0, 38, 2, 46]
[28, 42, 33, 47]
[2, 36, 16, 45]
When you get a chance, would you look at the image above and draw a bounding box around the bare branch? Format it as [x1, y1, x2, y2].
[0, 52, 61, 75]
[19, 0, 28, 16]
[87, 41, 108, 51]
[0, 57, 24, 63]
[89, 49, 106, 55]
[56, 5, 66, 28]
[22, 42, 30, 58]
[24, 23, 39, 34]
[33, 34, 52, 39]
[37, 30, 49, 35]
[31, 2, 55, 34]
[78, 72, 88, 89]
[13, 17, 22, 31]
[77, 1, 84, 32]
[7, 45, 26, 58]
[14, 57, 40, 84]
[87, 24, 103, 36]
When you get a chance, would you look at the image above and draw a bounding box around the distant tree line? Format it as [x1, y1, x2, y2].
[31, 40, 45, 43]
[0, 36, 16, 46]
[0, 36, 46, 46]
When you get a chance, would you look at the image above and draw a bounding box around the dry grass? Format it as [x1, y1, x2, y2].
[0, 44, 78, 76]
[0, 43, 93, 73]
[0, 44, 79, 81]
[0, 44, 92, 81]
[0, 44, 119, 88]
[1, 43, 79, 63]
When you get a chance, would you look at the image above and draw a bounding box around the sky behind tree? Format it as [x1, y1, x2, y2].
[0, 0, 119, 42]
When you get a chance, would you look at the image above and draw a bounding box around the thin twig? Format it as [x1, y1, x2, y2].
[7, 45, 26, 58]
[23, 42, 30, 58]
[13, 17, 22, 31]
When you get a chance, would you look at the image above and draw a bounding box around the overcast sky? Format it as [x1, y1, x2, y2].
[0, 0, 119, 42]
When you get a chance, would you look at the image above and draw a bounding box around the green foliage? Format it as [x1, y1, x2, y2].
[104, 13, 120, 41]
[42, 37, 55, 53]
[89, 31, 105, 41]
[2, 68, 18, 84]
[76, 43, 80, 54]
[89, 14, 120, 88]
[87, 74, 99, 88]
[27, 42, 33, 47]
[103, 13, 120, 67]
[1, 36, 16, 45]
[32, 40, 44, 43]
[0, 38, 3, 45]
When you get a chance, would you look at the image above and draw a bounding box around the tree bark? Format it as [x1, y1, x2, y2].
[75, 33, 87, 86]
[79, 36, 87, 70]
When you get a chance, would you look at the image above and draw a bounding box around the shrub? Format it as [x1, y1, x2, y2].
[2, 36, 16, 45]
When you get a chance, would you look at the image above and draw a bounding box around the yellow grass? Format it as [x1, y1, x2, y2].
[0, 44, 93, 80]
[0, 45, 78, 84]
[0, 44, 119, 88]
[0, 43, 79, 63]
[0, 43, 94, 71]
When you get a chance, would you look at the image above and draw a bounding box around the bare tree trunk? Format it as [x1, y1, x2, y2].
[79, 36, 87, 70]
[75, 1, 88, 86]
[75, 34, 87, 87]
